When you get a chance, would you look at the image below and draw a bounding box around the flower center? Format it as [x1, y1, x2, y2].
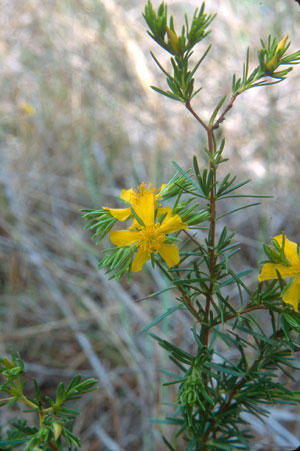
[137, 224, 166, 253]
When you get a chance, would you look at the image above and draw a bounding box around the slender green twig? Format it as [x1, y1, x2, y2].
[183, 102, 217, 347]
[213, 93, 238, 129]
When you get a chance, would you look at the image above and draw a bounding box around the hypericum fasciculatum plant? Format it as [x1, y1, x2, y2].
[83, 2, 300, 449]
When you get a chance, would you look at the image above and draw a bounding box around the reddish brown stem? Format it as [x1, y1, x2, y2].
[183, 229, 203, 247]
[214, 304, 269, 326]
[185, 100, 209, 131]
[178, 285, 203, 323]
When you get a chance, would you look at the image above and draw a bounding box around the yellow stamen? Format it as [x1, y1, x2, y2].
[129, 182, 156, 205]
[137, 224, 166, 253]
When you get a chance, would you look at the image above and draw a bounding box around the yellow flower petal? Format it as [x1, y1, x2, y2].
[274, 234, 300, 266]
[133, 192, 155, 226]
[282, 277, 300, 312]
[258, 263, 295, 282]
[103, 207, 131, 221]
[156, 206, 172, 219]
[158, 243, 180, 268]
[110, 230, 140, 246]
[159, 214, 188, 234]
[120, 188, 134, 203]
[131, 248, 151, 272]
[104, 183, 165, 227]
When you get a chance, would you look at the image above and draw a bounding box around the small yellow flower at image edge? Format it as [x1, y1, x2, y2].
[107, 184, 188, 272]
[258, 234, 300, 312]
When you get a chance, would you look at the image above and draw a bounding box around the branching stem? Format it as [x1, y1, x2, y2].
[213, 304, 269, 326]
[185, 100, 209, 131]
[202, 328, 284, 443]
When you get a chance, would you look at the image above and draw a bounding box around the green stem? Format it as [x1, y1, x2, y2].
[15, 376, 38, 409]
[21, 394, 39, 409]
[183, 102, 217, 347]
[203, 128, 216, 347]
[213, 93, 238, 129]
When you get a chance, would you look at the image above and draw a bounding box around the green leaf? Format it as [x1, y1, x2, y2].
[162, 435, 177, 451]
[283, 312, 300, 331]
[205, 362, 244, 377]
[206, 441, 233, 450]
[220, 178, 251, 196]
[149, 417, 184, 425]
[0, 439, 28, 447]
[217, 202, 261, 220]
[151, 85, 181, 100]
[172, 161, 204, 196]
[209, 94, 227, 127]
[141, 305, 185, 332]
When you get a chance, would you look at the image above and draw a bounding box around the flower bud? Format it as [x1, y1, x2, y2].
[265, 35, 289, 74]
[276, 34, 289, 55]
[53, 421, 62, 440]
[166, 26, 180, 54]
[266, 55, 278, 73]
[2, 358, 14, 369]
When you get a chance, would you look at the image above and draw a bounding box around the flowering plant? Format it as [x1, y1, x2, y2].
[82, 2, 300, 449]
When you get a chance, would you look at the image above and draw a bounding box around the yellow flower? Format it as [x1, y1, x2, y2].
[20, 102, 36, 116]
[103, 182, 165, 222]
[109, 194, 188, 272]
[258, 234, 300, 312]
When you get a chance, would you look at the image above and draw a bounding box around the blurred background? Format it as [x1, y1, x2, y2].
[1, 0, 300, 449]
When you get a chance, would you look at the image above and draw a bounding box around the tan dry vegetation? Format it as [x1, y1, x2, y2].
[0, 0, 300, 449]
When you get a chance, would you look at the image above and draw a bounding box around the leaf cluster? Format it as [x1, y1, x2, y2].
[143, 1, 215, 102]
[97, 244, 135, 280]
[232, 35, 300, 95]
[0, 352, 98, 450]
[82, 208, 117, 244]
[147, 304, 300, 449]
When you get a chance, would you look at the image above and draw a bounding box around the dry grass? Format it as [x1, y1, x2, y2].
[1, 0, 300, 449]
